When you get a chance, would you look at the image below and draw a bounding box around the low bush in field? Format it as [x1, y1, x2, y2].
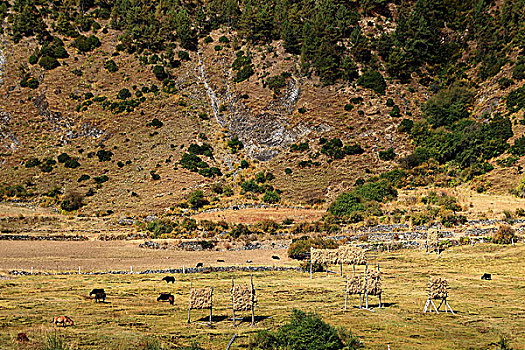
[249, 309, 362, 350]
[492, 225, 516, 244]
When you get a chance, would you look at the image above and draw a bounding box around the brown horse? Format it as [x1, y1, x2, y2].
[53, 316, 74, 327]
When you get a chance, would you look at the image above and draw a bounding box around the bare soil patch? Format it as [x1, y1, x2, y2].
[0, 240, 291, 273]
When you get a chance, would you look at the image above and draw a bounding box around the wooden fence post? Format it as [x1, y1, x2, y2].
[187, 282, 192, 323]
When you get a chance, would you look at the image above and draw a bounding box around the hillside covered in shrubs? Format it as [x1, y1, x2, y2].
[0, 0, 524, 221]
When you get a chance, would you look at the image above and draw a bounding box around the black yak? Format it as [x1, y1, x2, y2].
[157, 293, 174, 305]
[162, 276, 175, 283]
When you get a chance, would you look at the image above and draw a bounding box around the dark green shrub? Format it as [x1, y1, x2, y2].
[25, 157, 41, 168]
[232, 52, 254, 83]
[146, 118, 164, 128]
[64, 158, 80, 168]
[507, 85, 525, 113]
[285, 167, 292, 175]
[423, 86, 474, 127]
[266, 75, 287, 94]
[390, 105, 401, 118]
[378, 148, 396, 161]
[240, 160, 249, 169]
[354, 180, 397, 203]
[249, 309, 362, 350]
[39, 158, 56, 173]
[96, 149, 113, 162]
[61, 191, 84, 212]
[386, 98, 394, 107]
[343, 144, 364, 155]
[357, 70, 386, 94]
[39, 56, 60, 70]
[328, 193, 365, 218]
[178, 51, 190, 61]
[57, 153, 71, 163]
[72, 35, 101, 53]
[241, 180, 262, 194]
[94, 175, 109, 184]
[344, 103, 354, 111]
[105, 59, 118, 72]
[204, 36, 213, 43]
[27, 77, 39, 89]
[188, 190, 208, 209]
[153, 65, 168, 80]
[198, 167, 222, 177]
[150, 171, 160, 180]
[290, 142, 309, 152]
[78, 174, 90, 182]
[117, 88, 131, 100]
[227, 136, 244, 154]
[29, 54, 38, 65]
[187, 143, 213, 157]
[262, 190, 280, 204]
[298, 107, 306, 114]
[218, 36, 229, 43]
[398, 119, 414, 133]
[510, 135, 525, 156]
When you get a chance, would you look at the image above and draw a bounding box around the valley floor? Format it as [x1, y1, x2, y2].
[0, 244, 523, 349]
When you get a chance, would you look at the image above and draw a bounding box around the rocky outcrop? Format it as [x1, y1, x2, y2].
[199, 53, 310, 161]
[0, 110, 20, 152]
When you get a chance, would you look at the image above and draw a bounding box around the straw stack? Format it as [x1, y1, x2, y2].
[231, 284, 257, 311]
[346, 275, 364, 295]
[427, 230, 439, 247]
[311, 246, 367, 265]
[189, 287, 213, 309]
[366, 270, 382, 296]
[428, 277, 448, 299]
[338, 245, 367, 265]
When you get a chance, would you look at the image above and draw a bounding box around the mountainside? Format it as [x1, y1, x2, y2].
[0, 0, 524, 221]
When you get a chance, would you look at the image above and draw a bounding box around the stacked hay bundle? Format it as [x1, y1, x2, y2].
[365, 271, 382, 296]
[231, 284, 257, 311]
[427, 230, 439, 249]
[189, 287, 213, 309]
[338, 245, 367, 265]
[428, 277, 448, 299]
[310, 248, 325, 265]
[346, 275, 363, 295]
[311, 248, 338, 265]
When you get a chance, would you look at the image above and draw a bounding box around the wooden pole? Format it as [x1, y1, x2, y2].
[310, 259, 312, 279]
[340, 262, 343, 277]
[344, 279, 348, 311]
[231, 278, 236, 327]
[364, 264, 369, 309]
[209, 287, 213, 326]
[226, 335, 237, 350]
[352, 265, 355, 276]
[187, 282, 192, 323]
[251, 275, 255, 326]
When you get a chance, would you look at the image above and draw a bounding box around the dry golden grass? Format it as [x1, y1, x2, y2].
[0, 244, 523, 349]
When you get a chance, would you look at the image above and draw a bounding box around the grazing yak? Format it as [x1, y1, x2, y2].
[53, 316, 74, 327]
[272, 255, 280, 260]
[196, 262, 204, 268]
[16, 333, 29, 343]
[90, 288, 106, 302]
[217, 259, 225, 263]
[481, 273, 492, 280]
[157, 293, 174, 305]
[162, 276, 175, 283]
